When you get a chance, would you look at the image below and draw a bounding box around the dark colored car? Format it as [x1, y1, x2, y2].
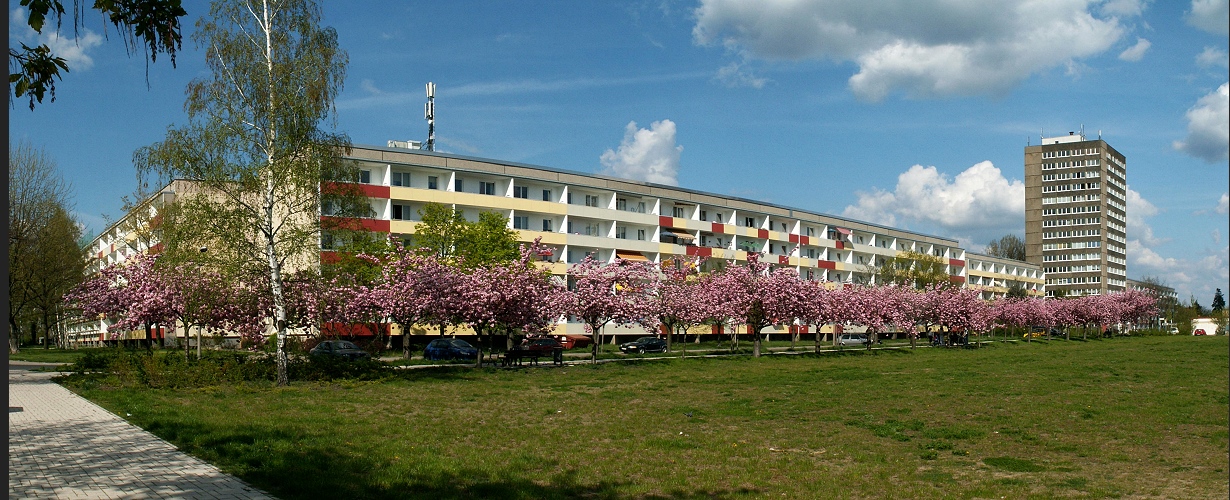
[310, 340, 372, 361]
[521, 337, 564, 356]
[619, 336, 667, 354]
[424, 338, 478, 361]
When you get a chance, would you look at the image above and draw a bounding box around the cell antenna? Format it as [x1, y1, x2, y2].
[424, 82, 436, 152]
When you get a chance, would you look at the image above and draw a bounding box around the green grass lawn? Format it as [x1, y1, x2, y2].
[61, 336, 1229, 499]
[9, 347, 98, 364]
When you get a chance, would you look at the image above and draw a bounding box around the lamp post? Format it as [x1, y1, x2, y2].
[196, 246, 207, 359]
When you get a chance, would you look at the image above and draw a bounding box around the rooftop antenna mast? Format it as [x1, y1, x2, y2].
[424, 82, 436, 152]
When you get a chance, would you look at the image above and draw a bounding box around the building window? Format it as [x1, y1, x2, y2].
[585, 194, 600, 207]
[392, 204, 403, 220]
[637, 202, 646, 213]
[480, 182, 496, 195]
[543, 189, 552, 202]
[617, 198, 627, 211]
[513, 216, 529, 230]
[391, 172, 410, 187]
[542, 219, 553, 232]
[700, 210, 707, 221]
[637, 229, 645, 241]
[673, 206, 686, 218]
[513, 186, 528, 199]
[428, 176, 438, 190]
[455, 179, 463, 192]
[358, 170, 371, 184]
[716, 213, 723, 223]
[744, 217, 755, 228]
[321, 232, 335, 249]
[616, 226, 627, 239]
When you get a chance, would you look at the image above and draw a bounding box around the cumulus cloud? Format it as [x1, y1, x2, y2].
[1218, 193, 1229, 214]
[842, 161, 1024, 240]
[1126, 186, 1229, 301]
[10, 7, 104, 70]
[1196, 46, 1229, 69]
[1118, 37, 1151, 61]
[1173, 83, 1230, 163]
[1187, 0, 1230, 35]
[714, 62, 768, 88]
[1127, 187, 1164, 247]
[599, 120, 683, 186]
[692, 0, 1134, 101]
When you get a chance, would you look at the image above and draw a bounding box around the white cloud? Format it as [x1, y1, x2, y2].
[842, 161, 1024, 239]
[692, 0, 1135, 101]
[1196, 46, 1229, 69]
[1187, 0, 1230, 35]
[1218, 193, 1229, 214]
[360, 79, 383, 94]
[599, 120, 683, 186]
[1173, 83, 1230, 163]
[1127, 187, 1164, 246]
[1125, 186, 1229, 301]
[714, 62, 768, 88]
[1117, 37, 1151, 61]
[10, 7, 104, 70]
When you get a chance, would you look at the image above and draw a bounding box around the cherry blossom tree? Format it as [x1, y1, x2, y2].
[705, 254, 802, 357]
[651, 256, 708, 356]
[565, 255, 659, 364]
[370, 246, 463, 359]
[460, 239, 568, 367]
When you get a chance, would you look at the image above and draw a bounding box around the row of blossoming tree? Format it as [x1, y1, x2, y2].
[65, 239, 1158, 370]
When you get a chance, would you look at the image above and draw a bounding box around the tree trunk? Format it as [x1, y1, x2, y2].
[665, 322, 672, 353]
[752, 330, 761, 357]
[591, 324, 600, 364]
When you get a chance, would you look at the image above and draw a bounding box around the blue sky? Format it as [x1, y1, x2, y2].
[9, 0, 1229, 303]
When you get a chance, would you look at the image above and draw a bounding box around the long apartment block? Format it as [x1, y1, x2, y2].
[77, 143, 1051, 342]
[1024, 132, 1128, 296]
[336, 143, 973, 285]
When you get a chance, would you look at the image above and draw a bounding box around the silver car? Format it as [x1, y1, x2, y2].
[837, 333, 870, 346]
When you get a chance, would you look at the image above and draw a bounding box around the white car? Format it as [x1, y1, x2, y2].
[837, 334, 870, 346]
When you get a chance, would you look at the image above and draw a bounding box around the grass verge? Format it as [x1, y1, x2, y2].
[60, 336, 1229, 499]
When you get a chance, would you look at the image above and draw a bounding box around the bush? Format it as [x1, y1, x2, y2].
[67, 347, 391, 388]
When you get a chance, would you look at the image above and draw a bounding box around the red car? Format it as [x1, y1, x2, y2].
[1194, 329, 1207, 336]
[520, 337, 564, 355]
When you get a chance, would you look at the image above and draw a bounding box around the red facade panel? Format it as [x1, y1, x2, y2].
[711, 222, 725, 233]
[778, 255, 789, 265]
[757, 229, 769, 239]
[788, 234, 799, 243]
[949, 259, 965, 267]
[321, 216, 390, 232]
[834, 241, 844, 250]
[816, 261, 836, 270]
[659, 216, 674, 228]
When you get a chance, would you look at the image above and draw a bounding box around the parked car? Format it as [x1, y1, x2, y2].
[837, 333, 870, 346]
[553, 334, 593, 350]
[619, 337, 667, 354]
[423, 338, 478, 361]
[519, 337, 564, 356]
[309, 340, 371, 361]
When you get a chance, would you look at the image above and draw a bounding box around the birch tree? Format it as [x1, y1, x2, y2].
[136, 0, 352, 385]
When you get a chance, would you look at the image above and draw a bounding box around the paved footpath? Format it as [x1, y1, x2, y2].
[8, 364, 274, 499]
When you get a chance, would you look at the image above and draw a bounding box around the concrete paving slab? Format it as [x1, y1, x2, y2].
[9, 368, 274, 499]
